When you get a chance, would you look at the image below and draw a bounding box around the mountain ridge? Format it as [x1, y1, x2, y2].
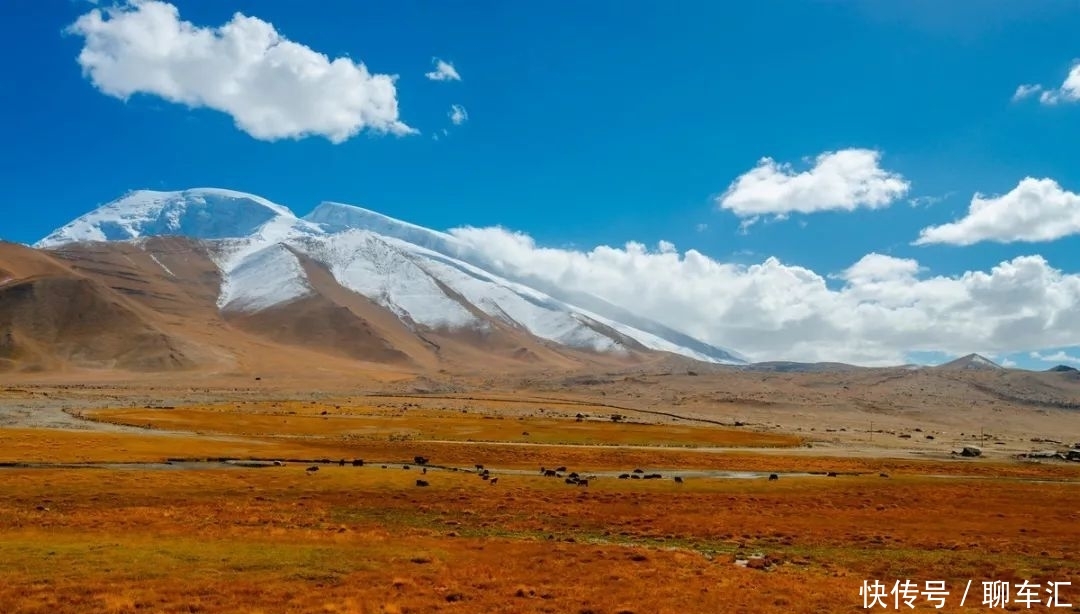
[12, 188, 747, 373]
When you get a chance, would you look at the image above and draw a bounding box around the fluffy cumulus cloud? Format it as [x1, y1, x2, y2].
[448, 104, 468, 125]
[68, 0, 414, 142]
[717, 149, 910, 225]
[425, 58, 461, 81]
[1015, 63, 1080, 105]
[840, 253, 920, 284]
[915, 178, 1080, 245]
[444, 226, 1080, 365]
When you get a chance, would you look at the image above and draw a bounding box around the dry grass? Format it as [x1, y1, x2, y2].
[84, 403, 801, 448]
[0, 428, 340, 464]
[0, 466, 1076, 613]
[4, 426, 1079, 481]
[4, 389, 1080, 613]
[321, 439, 1080, 479]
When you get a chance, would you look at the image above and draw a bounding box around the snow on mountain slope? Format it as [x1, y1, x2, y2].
[218, 243, 312, 312]
[302, 230, 723, 359]
[411, 251, 727, 361]
[303, 201, 745, 363]
[295, 231, 480, 330]
[511, 284, 750, 364]
[37, 189, 747, 364]
[36, 188, 319, 248]
[305, 202, 459, 254]
[386, 242, 626, 353]
[205, 211, 323, 313]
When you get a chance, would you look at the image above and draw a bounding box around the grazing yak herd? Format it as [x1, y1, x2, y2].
[303, 456, 699, 487]
[301, 455, 794, 486]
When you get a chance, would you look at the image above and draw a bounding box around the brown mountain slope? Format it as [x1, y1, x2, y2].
[32, 241, 635, 377]
[223, 295, 416, 366]
[0, 243, 194, 372]
[39, 240, 416, 377]
[0, 241, 70, 280]
[47, 237, 224, 318]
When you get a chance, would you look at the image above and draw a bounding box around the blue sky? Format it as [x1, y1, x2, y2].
[3, 0, 1080, 367]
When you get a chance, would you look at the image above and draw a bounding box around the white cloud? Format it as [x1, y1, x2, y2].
[444, 226, 1080, 365]
[915, 177, 1080, 246]
[448, 104, 468, 125]
[717, 149, 910, 225]
[841, 253, 920, 284]
[908, 192, 953, 208]
[426, 58, 461, 82]
[68, 0, 414, 143]
[1040, 63, 1080, 104]
[1012, 83, 1043, 102]
[1030, 350, 1080, 364]
[1015, 62, 1080, 105]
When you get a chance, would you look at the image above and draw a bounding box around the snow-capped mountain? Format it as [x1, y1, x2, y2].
[33, 188, 745, 367]
[302, 201, 747, 364]
[37, 188, 320, 247]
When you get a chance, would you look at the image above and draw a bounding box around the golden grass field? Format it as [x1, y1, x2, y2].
[2, 466, 1078, 614]
[2, 393, 1079, 613]
[83, 401, 802, 448]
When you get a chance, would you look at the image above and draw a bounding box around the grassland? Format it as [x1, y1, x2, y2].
[5, 422, 1079, 480]
[84, 402, 801, 448]
[2, 395, 1079, 613]
[1, 465, 1078, 613]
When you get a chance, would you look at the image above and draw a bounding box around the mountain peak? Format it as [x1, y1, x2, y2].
[36, 188, 306, 248]
[935, 353, 1003, 371]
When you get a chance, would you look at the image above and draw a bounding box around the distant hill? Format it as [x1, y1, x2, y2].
[1048, 364, 1079, 373]
[743, 361, 862, 373]
[935, 353, 1003, 371]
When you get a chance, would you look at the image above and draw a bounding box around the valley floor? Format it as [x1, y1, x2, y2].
[1, 381, 1079, 613]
